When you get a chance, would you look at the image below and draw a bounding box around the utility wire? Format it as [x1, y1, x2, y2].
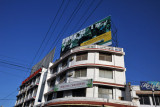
[0, 70, 24, 78]
[35, 0, 70, 63]
[48, 0, 84, 60]
[0, 54, 31, 63]
[53, 0, 103, 59]
[0, 89, 18, 104]
[28, 0, 65, 72]
[0, 58, 30, 67]
[22, 0, 65, 79]
[0, 60, 32, 70]
[0, 64, 31, 72]
[68, 0, 95, 35]
[0, 99, 16, 100]
[76, 0, 103, 31]
[47, 0, 84, 54]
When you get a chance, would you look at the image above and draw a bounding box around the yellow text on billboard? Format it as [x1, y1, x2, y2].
[80, 31, 111, 46]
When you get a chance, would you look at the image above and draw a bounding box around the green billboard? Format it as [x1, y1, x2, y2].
[61, 16, 112, 55]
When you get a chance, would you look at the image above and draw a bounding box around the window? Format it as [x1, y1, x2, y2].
[57, 91, 63, 98]
[72, 88, 86, 97]
[47, 93, 53, 101]
[50, 79, 55, 87]
[98, 87, 112, 99]
[59, 73, 66, 84]
[75, 68, 87, 77]
[62, 59, 68, 67]
[51, 66, 57, 74]
[99, 52, 112, 62]
[76, 53, 88, 61]
[99, 68, 113, 79]
[139, 95, 150, 105]
[152, 96, 160, 105]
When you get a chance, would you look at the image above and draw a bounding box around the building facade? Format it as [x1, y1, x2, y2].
[131, 85, 160, 107]
[15, 45, 137, 107]
[15, 68, 47, 107]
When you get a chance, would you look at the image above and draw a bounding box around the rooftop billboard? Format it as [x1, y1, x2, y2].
[140, 81, 160, 91]
[61, 16, 112, 55]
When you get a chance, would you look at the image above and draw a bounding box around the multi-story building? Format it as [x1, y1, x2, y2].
[15, 45, 137, 107]
[15, 68, 48, 107]
[131, 85, 160, 107]
[41, 45, 136, 107]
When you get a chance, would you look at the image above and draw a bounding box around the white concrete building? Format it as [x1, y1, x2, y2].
[15, 68, 48, 107]
[15, 45, 137, 107]
[131, 85, 160, 107]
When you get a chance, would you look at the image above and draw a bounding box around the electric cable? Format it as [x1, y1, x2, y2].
[0, 99, 16, 100]
[48, 0, 85, 61]
[28, 0, 65, 72]
[0, 60, 32, 70]
[0, 70, 24, 78]
[0, 58, 30, 67]
[22, 0, 65, 79]
[35, 0, 70, 63]
[0, 89, 18, 104]
[47, 0, 84, 54]
[0, 54, 31, 63]
[76, 0, 103, 31]
[68, 0, 95, 36]
[52, 0, 103, 60]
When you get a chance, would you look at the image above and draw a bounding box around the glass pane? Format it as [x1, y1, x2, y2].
[76, 56, 81, 61]
[105, 70, 113, 79]
[75, 70, 80, 77]
[102, 94, 109, 99]
[101, 88, 106, 93]
[106, 54, 112, 61]
[99, 70, 105, 77]
[109, 94, 113, 99]
[82, 54, 87, 60]
[143, 96, 150, 105]
[139, 96, 143, 104]
[98, 88, 102, 94]
[99, 55, 105, 60]
[81, 69, 87, 77]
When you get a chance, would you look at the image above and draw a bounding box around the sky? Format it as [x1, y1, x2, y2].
[0, 0, 160, 106]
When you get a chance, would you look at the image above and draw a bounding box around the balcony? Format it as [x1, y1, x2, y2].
[25, 94, 36, 102]
[50, 45, 124, 70]
[44, 97, 136, 107]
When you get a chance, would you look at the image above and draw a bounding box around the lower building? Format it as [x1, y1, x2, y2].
[131, 85, 160, 107]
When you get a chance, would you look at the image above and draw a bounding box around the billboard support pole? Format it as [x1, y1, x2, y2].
[152, 88, 156, 107]
[111, 20, 118, 47]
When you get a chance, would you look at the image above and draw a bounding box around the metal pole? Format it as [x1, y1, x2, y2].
[152, 88, 156, 107]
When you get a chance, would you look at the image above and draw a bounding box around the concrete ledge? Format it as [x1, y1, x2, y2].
[44, 97, 137, 107]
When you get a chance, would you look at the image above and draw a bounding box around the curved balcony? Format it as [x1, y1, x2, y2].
[50, 45, 124, 69]
[44, 97, 136, 107]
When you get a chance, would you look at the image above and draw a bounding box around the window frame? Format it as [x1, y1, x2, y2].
[98, 86, 113, 99]
[99, 52, 112, 62]
[59, 73, 66, 84]
[76, 53, 88, 61]
[62, 59, 68, 68]
[99, 68, 113, 79]
[139, 95, 151, 105]
[75, 68, 87, 77]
